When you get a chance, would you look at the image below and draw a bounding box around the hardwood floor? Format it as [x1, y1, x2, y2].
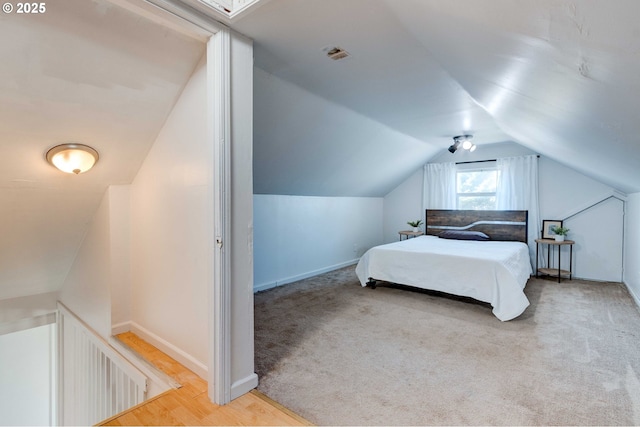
[98, 332, 311, 426]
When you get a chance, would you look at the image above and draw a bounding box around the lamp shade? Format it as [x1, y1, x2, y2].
[46, 144, 99, 174]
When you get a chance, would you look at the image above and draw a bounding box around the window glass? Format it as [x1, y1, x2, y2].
[456, 169, 497, 210]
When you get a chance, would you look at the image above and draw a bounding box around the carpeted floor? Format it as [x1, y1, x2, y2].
[254, 265, 640, 426]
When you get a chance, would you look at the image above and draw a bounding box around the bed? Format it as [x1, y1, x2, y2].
[355, 209, 532, 321]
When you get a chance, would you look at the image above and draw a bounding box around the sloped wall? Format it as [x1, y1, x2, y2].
[253, 67, 436, 197]
[129, 55, 210, 376]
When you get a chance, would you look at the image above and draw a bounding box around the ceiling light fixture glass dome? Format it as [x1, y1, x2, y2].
[46, 143, 99, 174]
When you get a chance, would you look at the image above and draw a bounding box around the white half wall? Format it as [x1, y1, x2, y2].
[129, 54, 211, 375]
[0, 323, 55, 426]
[254, 195, 384, 291]
[0, 292, 57, 336]
[624, 192, 640, 304]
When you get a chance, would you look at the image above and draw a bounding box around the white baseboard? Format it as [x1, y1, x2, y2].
[624, 282, 640, 309]
[111, 321, 131, 336]
[129, 322, 208, 379]
[230, 373, 259, 400]
[111, 322, 258, 401]
[254, 259, 359, 293]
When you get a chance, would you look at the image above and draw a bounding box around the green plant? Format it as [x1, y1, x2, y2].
[407, 219, 423, 228]
[552, 226, 570, 236]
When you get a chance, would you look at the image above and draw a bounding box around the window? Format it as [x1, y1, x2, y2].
[456, 166, 497, 210]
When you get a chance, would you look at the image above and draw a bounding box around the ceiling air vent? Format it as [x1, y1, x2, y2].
[324, 47, 350, 61]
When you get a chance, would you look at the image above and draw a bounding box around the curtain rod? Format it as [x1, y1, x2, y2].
[456, 159, 496, 165]
[456, 155, 539, 165]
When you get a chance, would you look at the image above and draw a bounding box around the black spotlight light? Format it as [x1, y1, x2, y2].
[448, 141, 460, 153]
[449, 135, 475, 154]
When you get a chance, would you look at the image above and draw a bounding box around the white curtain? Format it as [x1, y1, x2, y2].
[423, 162, 457, 211]
[497, 155, 540, 267]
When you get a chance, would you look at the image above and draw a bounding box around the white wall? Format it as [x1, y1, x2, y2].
[383, 142, 625, 281]
[254, 195, 384, 291]
[538, 157, 624, 282]
[624, 192, 640, 304]
[383, 168, 423, 244]
[129, 55, 210, 377]
[109, 185, 131, 330]
[0, 323, 55, 426]
[59, 189, 112, 339]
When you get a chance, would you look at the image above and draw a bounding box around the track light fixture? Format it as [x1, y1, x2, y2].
[448, 135, 476, 154]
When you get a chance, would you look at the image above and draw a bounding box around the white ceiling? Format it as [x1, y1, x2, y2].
[233, 0, 640, 195]
[0, 0, 204, 299]
[2, 0, 640, 300]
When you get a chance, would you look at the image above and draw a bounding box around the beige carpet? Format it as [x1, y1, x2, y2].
[254, 265, 640, 426]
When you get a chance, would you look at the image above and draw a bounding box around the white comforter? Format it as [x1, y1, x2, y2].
[355, 235, 532, 321]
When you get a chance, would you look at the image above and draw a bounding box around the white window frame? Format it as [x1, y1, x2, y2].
[455, 162, 498, 210]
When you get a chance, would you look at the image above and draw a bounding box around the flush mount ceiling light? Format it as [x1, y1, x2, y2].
[448, 135, 476, 154]
[46, 143, 99, 174]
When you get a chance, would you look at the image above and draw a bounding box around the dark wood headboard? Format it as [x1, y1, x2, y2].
[425, 209, 529, 243]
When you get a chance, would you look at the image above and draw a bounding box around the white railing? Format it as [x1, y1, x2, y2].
[57, 303, 147, 426]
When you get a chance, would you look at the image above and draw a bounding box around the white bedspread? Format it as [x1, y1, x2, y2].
[355, 236, 532, 321]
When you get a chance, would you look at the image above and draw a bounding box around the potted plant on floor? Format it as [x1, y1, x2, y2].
[552, 226, 570, 242]
[407, 219, 423, 233]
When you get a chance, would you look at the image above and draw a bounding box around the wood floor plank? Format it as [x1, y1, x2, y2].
[97, 332, 311, 426]
[248, 390, 314, 426]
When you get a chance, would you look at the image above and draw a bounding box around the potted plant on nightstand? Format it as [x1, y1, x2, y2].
[552, 226, 570, 242]
[407, 219, 423, 233]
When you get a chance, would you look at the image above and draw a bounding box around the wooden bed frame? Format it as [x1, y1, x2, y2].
[425, 209, 529, 244]
[365, 209, 529, 290]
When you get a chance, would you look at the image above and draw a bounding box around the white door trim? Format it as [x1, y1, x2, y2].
[210, 26, 232, 405]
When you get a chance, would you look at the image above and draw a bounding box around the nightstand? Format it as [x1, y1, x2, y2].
[399, 230, 424, 240]
[535, 238, 575, 283]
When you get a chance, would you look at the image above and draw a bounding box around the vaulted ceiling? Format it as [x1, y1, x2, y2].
[2, 0, 640, 300]
[234, 0, 640, 196]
